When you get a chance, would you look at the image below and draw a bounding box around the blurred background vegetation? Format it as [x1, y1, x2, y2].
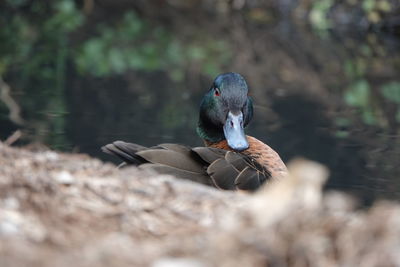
[0, 0, 399, 204]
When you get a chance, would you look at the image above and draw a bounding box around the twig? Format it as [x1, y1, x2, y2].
[0, 76, 24, 125]
[4, 130, 22, 146]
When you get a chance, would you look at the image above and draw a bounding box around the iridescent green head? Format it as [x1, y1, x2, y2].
[196, 72, 253, 151]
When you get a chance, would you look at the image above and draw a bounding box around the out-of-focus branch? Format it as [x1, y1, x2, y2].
[4, 130, 22, 146]
[0, 76, 24, 125]
[83, 0, 94, 14]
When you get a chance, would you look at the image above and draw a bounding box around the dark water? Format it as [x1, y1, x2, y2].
[1, 3, 400, 205]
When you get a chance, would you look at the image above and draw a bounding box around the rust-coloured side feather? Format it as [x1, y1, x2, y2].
[205, 135, 288, 180]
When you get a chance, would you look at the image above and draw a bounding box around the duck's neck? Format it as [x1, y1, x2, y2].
[196, 120, 225, 144]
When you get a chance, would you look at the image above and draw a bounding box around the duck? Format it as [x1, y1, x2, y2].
[102, 72, 288, 191]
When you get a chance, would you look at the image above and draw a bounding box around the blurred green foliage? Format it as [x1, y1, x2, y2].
[344, 80, 378, 125]
[343, 50, 400, 128]
[309, 0, 395, 30]
[382, 82, 400, 123]
[75, 11, 230, 80]
[382, 82, 400, 104]
[343, 57, 375, 125]
[309, 0, 333, 31]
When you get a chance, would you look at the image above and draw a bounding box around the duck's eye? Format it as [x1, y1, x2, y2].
[214, 88, 220, 96]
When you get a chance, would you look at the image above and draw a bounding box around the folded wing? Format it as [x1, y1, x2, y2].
[102, 141, 271, 191]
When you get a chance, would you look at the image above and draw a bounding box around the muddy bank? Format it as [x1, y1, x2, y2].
[0, 143, 399, 267]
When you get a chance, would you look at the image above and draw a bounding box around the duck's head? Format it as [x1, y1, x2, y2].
[197, 72, 253, 151]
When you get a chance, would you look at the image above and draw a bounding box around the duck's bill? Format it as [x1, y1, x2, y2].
[223, 111, 249, 151]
